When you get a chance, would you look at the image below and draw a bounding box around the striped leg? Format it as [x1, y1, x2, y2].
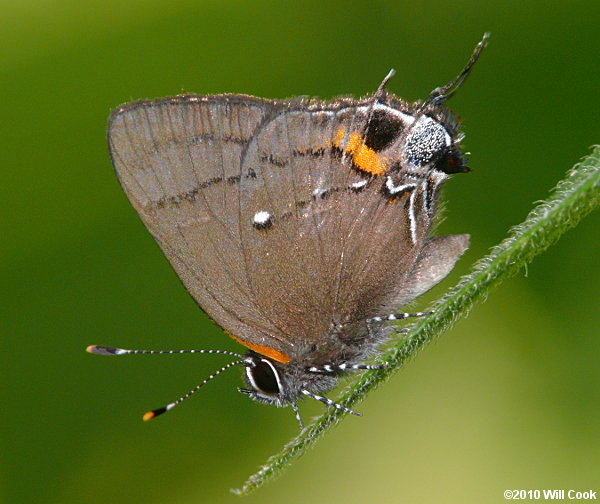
[366, 311, 432, 324]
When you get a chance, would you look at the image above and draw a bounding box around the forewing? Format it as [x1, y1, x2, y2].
[108, 95, 293, 356]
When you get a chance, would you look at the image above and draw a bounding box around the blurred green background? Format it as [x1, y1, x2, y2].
[2, 1, 598, 503]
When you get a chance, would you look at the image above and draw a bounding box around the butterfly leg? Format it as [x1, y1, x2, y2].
[366, 311, 432, 325]
[365, 311, 431, 342]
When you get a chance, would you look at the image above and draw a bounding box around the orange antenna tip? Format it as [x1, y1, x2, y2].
[143, 406, 169, 421]
[86, 345, 127, 355]
[143, 411, 156, 421]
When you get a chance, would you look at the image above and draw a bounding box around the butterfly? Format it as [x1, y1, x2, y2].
[88, 34, 487, 428]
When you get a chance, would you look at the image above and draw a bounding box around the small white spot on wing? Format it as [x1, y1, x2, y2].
[252, 210, 273, 230]
[253, 211, 271, 225]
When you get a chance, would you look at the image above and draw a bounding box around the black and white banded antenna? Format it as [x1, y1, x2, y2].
[86, 345, 246, 359]
[86, 345, 252, 420]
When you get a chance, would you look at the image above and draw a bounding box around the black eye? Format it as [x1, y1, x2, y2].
[437, 149, 470, 174]
[249, 360, 280, 395]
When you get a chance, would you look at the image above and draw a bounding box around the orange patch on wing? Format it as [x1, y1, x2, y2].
[332, 128, 346, 145]
[331, 128, 387, 176]
[304, 127, 388, 176]
[228, 333, 291, 364]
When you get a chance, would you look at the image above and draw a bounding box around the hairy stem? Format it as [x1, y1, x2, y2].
[233, 146, 600, 495]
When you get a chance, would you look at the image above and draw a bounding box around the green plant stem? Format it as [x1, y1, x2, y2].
[233, 146, 600, 496]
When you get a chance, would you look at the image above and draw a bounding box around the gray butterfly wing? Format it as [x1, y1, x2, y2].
[109, 94, 467, 358]
[108, 95, 295, 359]
[233, 101, 464, 342]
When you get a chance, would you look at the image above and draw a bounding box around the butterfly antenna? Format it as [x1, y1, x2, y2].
[427, 32, 490, 105]
[301, 389, 361, 416]
[86, 345, 253, 420]
[142, 359, 249, 421]
[86, 345, 245, 360]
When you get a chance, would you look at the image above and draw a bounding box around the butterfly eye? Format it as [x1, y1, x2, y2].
[438, 149, 470, 174]
[245, 359, 281, 396]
